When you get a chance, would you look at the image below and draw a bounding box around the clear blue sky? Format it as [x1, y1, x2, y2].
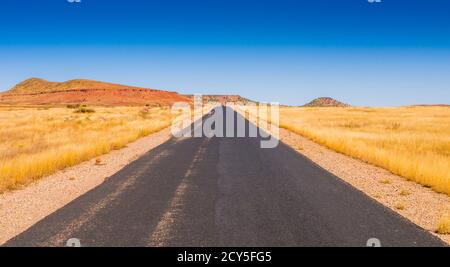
[1, 0, 449, 106]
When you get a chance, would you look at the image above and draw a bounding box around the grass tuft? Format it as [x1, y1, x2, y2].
[394, 202, 406, 210]
[436, 216, 450, 235]
[399, 189, 411, 196]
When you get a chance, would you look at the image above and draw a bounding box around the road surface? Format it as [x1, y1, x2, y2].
[4, 107, 445, 247]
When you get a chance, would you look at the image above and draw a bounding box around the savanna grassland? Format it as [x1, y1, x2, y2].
[0, 105, 176, 192]
[279, 106, 450, 196]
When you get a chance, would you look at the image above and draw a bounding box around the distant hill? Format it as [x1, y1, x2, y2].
[8, 78, 145, 94]
[1, 78, 191, 106]
[184, 94, 257, 104]
[303, 97, 350, 107]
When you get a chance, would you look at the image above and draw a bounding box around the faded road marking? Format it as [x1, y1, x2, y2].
[148, 138, 210, 246]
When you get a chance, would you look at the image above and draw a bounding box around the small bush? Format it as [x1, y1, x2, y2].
[67, 104, 80, 109]
[75, 107, 95, 113]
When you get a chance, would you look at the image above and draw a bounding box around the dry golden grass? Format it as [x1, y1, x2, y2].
[0, 106, 175, 192]
[436, 216, 450, 234]
[279, 106, 450, 196]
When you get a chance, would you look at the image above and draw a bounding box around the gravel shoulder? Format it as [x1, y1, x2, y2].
[279, 128, 450, 244]
[0, 128, 172, 245]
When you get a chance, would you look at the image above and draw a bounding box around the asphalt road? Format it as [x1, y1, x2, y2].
[4, 107, 445, 247]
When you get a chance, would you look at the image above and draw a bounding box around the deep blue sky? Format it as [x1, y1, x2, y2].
[1, 0, 449, 106]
